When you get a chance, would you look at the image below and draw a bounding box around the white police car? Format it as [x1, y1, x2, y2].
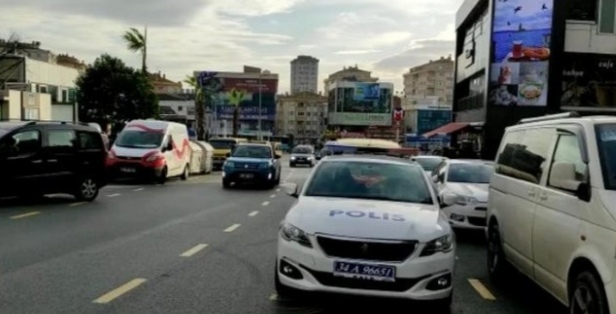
[276, 155, 457, 311]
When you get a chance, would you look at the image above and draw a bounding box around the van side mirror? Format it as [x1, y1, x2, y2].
[549, 162, 582, 191]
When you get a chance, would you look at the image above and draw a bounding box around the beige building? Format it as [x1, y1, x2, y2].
[403, 56, 454, 105]
[149, 71, 183, 95]
[276, 92, 327, 140]
[323, 65, 378, 96]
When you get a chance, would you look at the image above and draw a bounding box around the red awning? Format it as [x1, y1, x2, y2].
[422, 122, 469, 138]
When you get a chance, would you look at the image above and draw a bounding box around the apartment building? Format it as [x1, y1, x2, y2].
[290, 55, 319, 94]
[323, 65, 378, 96]
[276, 92, 327, 141]
[149, 71, 182, 94]
[403, 56, 454, 103]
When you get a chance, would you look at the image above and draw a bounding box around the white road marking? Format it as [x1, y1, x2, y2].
[282, 170, 295, 183]
[69, 202, 87, 207]
[269, 294, 278, 301]
[180, 244, 209, 257]
[468, 279, 496, 300]
[249, 211, 259, 217]
[270, 194, 276, 198]
[93, 278, 147, 304]
[133, 188, 144, 192]
[276, 189, 281, 192]
[107, 193, 121, 198]
[262, 201, 270, 206]
[224, 224, 241, 232]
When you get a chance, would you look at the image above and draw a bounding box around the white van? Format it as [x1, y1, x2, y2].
[107, 120, 191, 183]
[487, 112, 615, 314]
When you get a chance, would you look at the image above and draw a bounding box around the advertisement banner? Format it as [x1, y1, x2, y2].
[561, 53, 616, 109]
[353, 83, 381, 100]
[416, 110, 452, 135]
[195, 71, 278, 121]
[488, 0, 553, 107]
[328, 112, 392, 126]
[215, 104, 276, 120]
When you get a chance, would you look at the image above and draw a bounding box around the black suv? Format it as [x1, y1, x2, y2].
[0, 121, 108, 201]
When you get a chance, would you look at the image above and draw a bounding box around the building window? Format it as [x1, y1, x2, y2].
[61, 90, 68, 103]
[600, 0, 616, 33]
[567, 0, 598, 20]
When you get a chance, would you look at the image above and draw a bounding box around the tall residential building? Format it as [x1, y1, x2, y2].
[290, 55, 319, 94]
[403, 55, 454, 104]
[323, 65, 378, 96]
[276, 92, 327, 141]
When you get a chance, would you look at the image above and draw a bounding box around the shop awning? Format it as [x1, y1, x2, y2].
[422, 122, 470, 138]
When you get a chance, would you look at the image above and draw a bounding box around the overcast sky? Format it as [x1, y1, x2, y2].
[1, 0, 463, 93]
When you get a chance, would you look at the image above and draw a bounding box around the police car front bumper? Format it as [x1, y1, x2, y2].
[276, 233, 454, 300]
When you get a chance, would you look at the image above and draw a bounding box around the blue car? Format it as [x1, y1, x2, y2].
[222, 143, 282, 189]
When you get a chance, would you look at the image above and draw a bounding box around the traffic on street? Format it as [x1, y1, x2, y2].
[0, 154, 568, 314]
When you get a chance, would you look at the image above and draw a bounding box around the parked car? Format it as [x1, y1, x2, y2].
[432, 159, 493, 230]
[106, 120, 191, 184]
[412, 155, 447, 175]
[0, 121, 107, 201]
[315, 148, 333, 160]
[487, 112, 616, 314]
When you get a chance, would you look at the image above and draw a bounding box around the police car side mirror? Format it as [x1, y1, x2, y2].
[283, 182, 299, 198]
[440, 193, 457, 207]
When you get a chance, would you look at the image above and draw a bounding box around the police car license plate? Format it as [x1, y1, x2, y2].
[333, 261, 396, 282]
[240, 173, 254, 179]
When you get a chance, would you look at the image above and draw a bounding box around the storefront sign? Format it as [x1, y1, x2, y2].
[561, 52, 616, 109]
[328, 113, 392, 126]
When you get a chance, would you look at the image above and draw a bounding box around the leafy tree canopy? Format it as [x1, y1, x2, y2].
[76, 54, 158, 124]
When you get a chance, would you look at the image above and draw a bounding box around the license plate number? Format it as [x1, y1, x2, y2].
[120, 167, 136, 173]
[240, 173, 254, 179]
[333, 261, 396, 282]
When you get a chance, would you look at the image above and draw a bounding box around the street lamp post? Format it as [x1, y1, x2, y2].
[257, 73, 262, 140]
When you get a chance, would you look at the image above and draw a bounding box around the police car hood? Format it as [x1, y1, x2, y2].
[287, 197, 448, 242]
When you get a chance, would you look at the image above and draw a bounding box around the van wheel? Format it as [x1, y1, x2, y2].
[157, 167, 168, 184]
[569, 271, 609, 314]
[487, 222, 508, 282]
[74, 177, 99, 202]
[180, 165, 189, 180]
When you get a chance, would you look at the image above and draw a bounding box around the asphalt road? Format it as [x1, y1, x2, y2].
[0, 157, 567, 314]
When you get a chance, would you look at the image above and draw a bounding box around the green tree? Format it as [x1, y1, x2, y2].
[183, 75, 206, 140]
[228, 88, 245, 137]
[76, 54, 158, 125]
[122, 27, 147, 73]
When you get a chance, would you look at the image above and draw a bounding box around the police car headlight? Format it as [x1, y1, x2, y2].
[290, 156, 296, 160]
[280, 223, 312, 247]
[420, 234, 454, 257]
[224, 161, 235, 168]
[455, 195, 477, 206]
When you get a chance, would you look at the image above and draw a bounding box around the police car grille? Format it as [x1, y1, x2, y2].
[317, 236, 417, 262]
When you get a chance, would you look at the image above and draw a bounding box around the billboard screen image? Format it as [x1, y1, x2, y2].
[488, 0, 553, 107]
[354, 83, 381, 100]
[195, 71, 278, 121]
[328, 83, 393, 126]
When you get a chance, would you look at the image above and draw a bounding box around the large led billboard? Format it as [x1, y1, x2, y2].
[488, 0, 553, 107]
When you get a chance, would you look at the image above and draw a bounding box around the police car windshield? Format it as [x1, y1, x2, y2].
[447, 163, 493, 184]
[232, 145, 272, 159]
[305, 160, 434, 204]
[115, 130, 164, 148]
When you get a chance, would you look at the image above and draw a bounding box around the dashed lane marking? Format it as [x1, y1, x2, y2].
[270, 194, 276, 198]
[133, 188, 144, 192]
[282, 170, 295, 183]
[276, 189, 281, 192]
[10, 212, 41, 220]
[249, 211, 259, 217]
[180, 244, 209, 257]
[269, 294, 278, 301]
[69, 202, 87, 207]
[262, 201, 270, 206]
[93, 278, 147, 304]
[224, 224, 241, 233]
[468, 279, 496, 300]
[107, 193, 121, 198]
